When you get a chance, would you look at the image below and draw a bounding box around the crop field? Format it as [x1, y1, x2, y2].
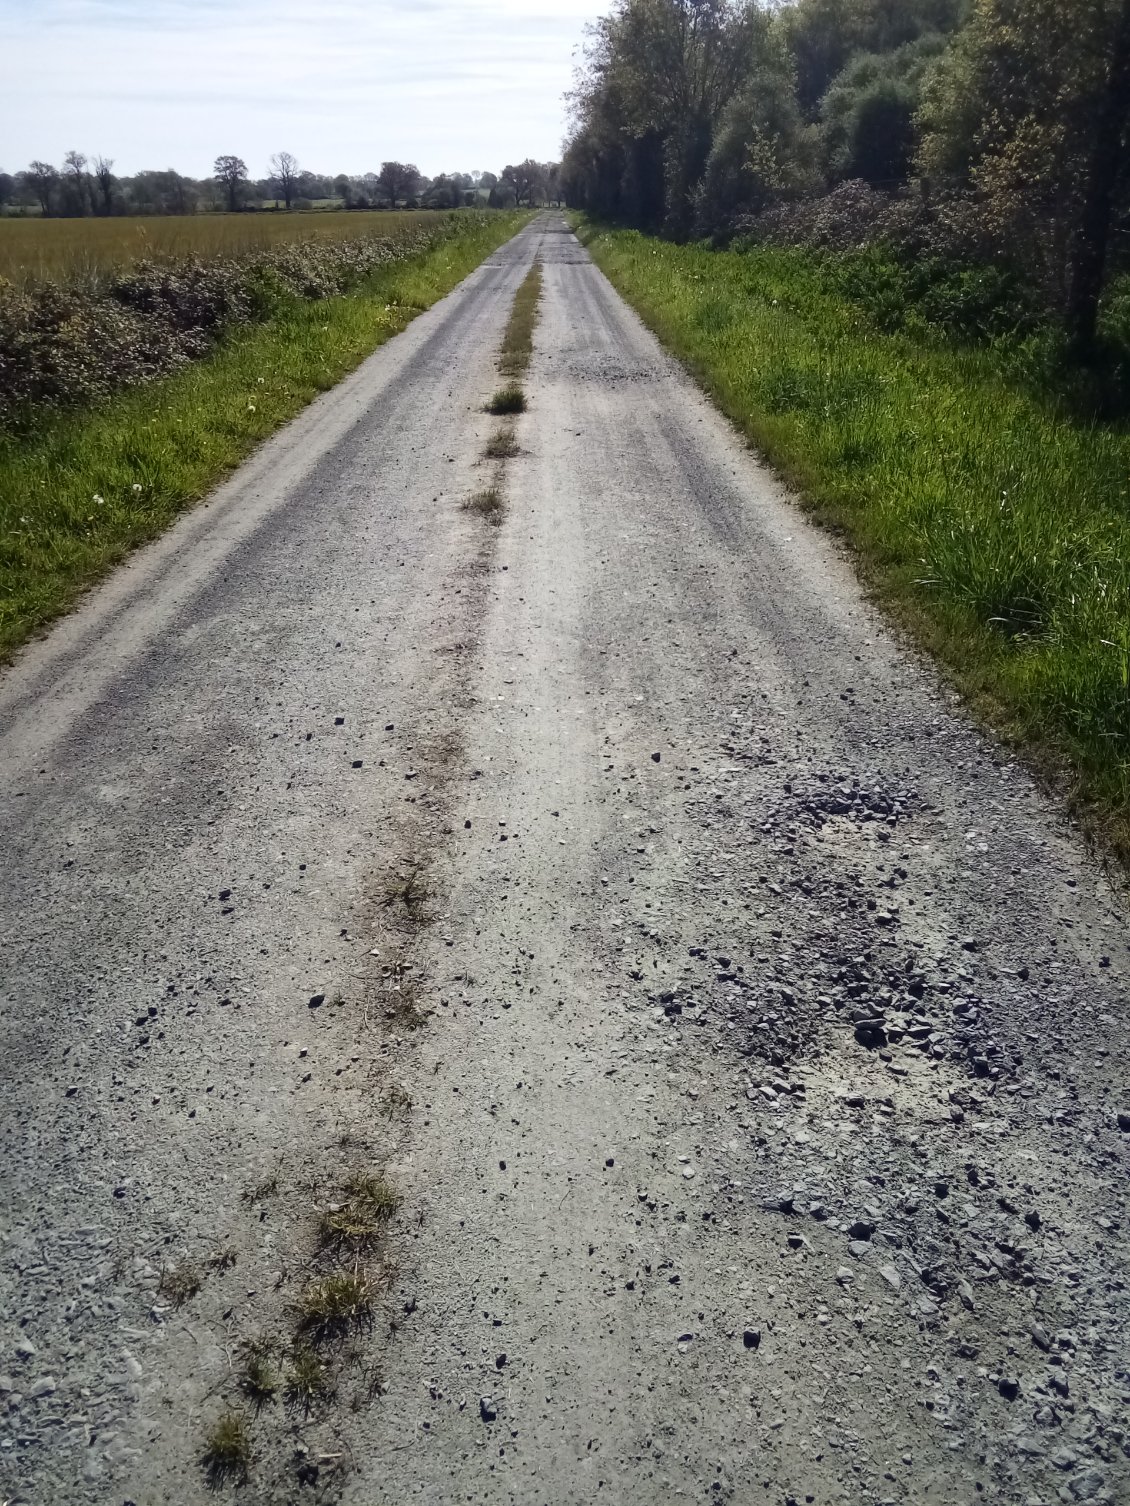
[0, 209, 442, 286]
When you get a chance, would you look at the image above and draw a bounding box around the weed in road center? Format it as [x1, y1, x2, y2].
[486, 384, 527, 415]
[285, 1345, 331, 1414]
[238, 1339, 280, 1410]
[484, 424, 519, 460]
[379, 865, 430, 920]
[295, 1268, 377, 1342]
[499, 261, 543, 379]
[159, 1260, 202, 1308]
[319, 1172, 400, 1249]
[463, 485, 505, 524]
[201, 1411, 251, 1487]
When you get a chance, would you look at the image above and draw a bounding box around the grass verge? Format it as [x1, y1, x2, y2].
[582, 224, 1130, 863]
[0, 212, 529, 661]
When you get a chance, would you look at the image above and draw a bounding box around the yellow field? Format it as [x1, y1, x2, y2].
[0, 210, 443, 285]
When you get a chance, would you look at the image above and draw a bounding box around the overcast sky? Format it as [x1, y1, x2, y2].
[2, 0, 601, 179]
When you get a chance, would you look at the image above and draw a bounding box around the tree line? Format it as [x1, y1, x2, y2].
[0, 153, 561, 219]
[562, 0, 1130, 353]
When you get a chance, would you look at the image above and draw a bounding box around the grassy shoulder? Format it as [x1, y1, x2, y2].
[0, 211, 529, 660]
[582, 223, 1130, 861]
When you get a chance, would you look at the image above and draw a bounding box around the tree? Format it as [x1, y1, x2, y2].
[62, 150, 90, 215]
[93, 156, 115, 215]
[820, 37, 944, 186]
[213, 154, 248, 212]
[25, 160, 58, 216]
[919, 0, 1130, 350]
[125, 169, 198, 215]
[0, 172, 14, 212]
[566, 0, 774, 236]
[696, 38, 816, 231]
[780, 0, 965, 116]
[1067, 0, 1130, 352]
[502, 160, 548, 207]
[269, 151, 299, 209]
[426, 173, 463, 208]
[376, 161, 422, 207]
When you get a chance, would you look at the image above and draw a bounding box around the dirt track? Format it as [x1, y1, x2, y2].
[2, 216, 1128, 1506]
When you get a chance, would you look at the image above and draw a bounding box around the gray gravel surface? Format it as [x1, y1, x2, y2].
[2, 217, 1128, 1506]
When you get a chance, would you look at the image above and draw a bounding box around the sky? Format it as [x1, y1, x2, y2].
[1, 0, 602, 179]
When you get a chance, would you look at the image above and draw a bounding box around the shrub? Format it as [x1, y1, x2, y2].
[0, 218, 484, 428]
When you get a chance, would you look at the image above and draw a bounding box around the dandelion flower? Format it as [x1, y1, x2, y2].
[93, 494, 104, 505]
[132, 483, 143, 493]
[248, 403, 257, 413]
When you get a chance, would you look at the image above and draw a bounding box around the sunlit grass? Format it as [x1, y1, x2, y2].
[585, 226, 1130, 859]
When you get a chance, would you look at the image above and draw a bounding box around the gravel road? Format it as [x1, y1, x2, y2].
[2, 216, 1128, 1506]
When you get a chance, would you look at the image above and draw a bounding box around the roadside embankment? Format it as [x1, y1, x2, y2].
[581, 224, 1130, 863]
[0, 211, 529, 659]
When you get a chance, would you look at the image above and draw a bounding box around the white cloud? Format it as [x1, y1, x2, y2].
[0, 0, 601, 176]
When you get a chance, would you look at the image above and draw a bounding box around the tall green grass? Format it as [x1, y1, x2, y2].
[0, 213, 528, 658]
[584, 226, 1130, 858]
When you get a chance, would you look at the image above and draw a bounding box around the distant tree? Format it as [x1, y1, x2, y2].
[298, 169, 333, 201]
[502, 160, 549, 207]
[61, 149, 91, 215]
[124, 168, 198, 215]
[213, 154, 249, 212]
[376, 161, 422, 207]
[269, 150, 299, 209]
[333, 172, 356, 208]
[425, 173, 463, 208]
[0, 172, 14, 212]
[478, 170, 499, 190]
[25, 160, 58, 215]
[92, 155, 115, 215]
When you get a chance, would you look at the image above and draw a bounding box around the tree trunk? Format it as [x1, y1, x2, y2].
[1067, 0, 1130, 357]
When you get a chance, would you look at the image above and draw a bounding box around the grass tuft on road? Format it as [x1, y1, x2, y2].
[484, 425, 519, 460]
[201, 1411, 251, 1487]
[486, 384, 527, 415]
[462, 485, 505, 524]
[583, 225, 1130, 861]
[498, 261, 543, 380]
[295, 1269, 377, 1342]
[0, 212, 529, 662]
